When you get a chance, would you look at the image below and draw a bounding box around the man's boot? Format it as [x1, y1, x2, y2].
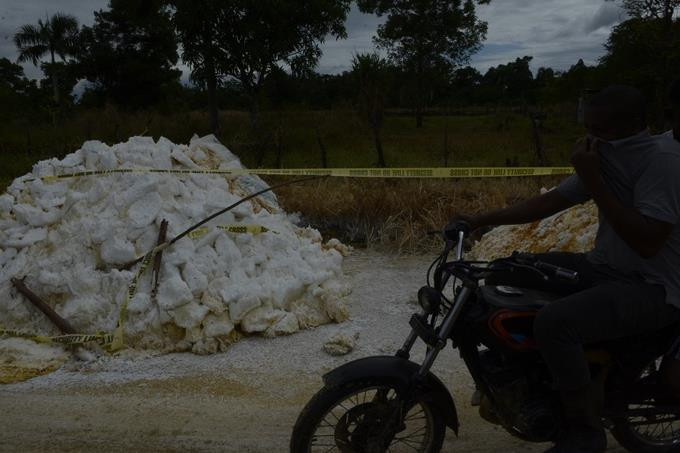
[544, 380, 607, 453]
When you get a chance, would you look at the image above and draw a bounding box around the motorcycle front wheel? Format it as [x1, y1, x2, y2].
[290, 377, 446, 453]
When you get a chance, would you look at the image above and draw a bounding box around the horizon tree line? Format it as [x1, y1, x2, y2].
[4, 0, 680, 134]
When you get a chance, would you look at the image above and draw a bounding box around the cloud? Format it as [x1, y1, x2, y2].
[471, 0, 626, 73]
[1, 0, 629, 81]
[584, 2, 627, 33]
[316, 5, 385, 74]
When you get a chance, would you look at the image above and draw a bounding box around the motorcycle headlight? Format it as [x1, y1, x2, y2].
[417, 286, 441, 313]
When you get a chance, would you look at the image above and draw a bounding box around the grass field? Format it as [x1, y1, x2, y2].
[0, 108, 580, 249]
[0, 107, 583, 188]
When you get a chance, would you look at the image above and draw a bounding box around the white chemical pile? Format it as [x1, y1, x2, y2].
[0, 135, 351, 361]
[470, 191, 598, 260]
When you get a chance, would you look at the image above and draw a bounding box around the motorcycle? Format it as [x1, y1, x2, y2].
[290, 222, 680, 452]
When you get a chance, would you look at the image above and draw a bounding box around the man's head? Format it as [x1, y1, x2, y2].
[585, 85, 648, 141]
[668, 79, 680, 141]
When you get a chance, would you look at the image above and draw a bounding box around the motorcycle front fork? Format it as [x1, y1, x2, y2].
[396, 286, 473, 378]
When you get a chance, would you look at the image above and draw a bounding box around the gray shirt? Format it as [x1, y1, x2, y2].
[557, 131, 680, 308]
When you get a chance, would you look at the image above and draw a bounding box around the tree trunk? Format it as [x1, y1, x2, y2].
[530, 113, 548, 166]
[373, 126, 386, 167]
[249, 95, 260, 131]
[50, 50, 58, 126]
[206, 58, 219, 134]
[443, 121, 449, 166]
[315, 125, 328, 168]
[275, 124, 283, 168]
[50, 51, 59, 106]
[415, 59, 424, 128]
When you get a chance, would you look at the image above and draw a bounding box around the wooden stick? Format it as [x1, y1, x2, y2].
[11, 278, 76, 334]
[151, 219, 168, 302]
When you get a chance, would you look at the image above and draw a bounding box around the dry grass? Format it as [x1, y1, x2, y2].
[273, 176, 563, 253]
[0, 108, 581, 252]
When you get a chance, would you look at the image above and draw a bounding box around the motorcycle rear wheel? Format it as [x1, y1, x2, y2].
[610, 403, 680, 452]
[290, 377, 446, 453]
[610, 364, 680, 452]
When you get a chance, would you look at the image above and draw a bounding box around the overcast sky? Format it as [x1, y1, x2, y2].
[0, 0, 627, 81]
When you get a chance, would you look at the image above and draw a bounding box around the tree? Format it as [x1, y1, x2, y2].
[172, 0, 225, 133]
[78, 0, 180, 108]
[0, 58, 28, 120]
[607, 0, 680, 18]
[482, 56, 534, 103]
[351, 53, 391, 167]
[601, 17, 680, 116]
[0, 58, 27, 92]
[13, 13, 79, 106]
[535, 67, 556, 87]
[606, 0, 680, 126]
[450, 66, 482, 105]
[358, 0, 488, 128]
[211, 0, 351, 129]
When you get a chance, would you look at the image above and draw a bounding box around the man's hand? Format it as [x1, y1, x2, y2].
[447, 190, 575, 236]
[447, 214, 482, 233]
[571, 137, 604, 189]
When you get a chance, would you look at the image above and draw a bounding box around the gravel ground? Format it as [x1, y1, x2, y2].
[0, 251, 626, 452]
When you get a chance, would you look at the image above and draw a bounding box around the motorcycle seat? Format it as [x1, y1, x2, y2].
[479, 285, 563, 311]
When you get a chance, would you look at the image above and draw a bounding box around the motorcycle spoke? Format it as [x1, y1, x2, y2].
[404, 408, 424, 421]
[626, 401, 680, 445]
[309, 386, 434, 453]
[325, 413, 339, 425]
[390, 437, 421, 451]
[338, 401, 352, 413]
[397, 425, 427, 438]
[627, 415, 680, 427]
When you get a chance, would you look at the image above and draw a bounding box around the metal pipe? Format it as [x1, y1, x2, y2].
[417, 287, 472, 377]
[455, 230, 465, 260]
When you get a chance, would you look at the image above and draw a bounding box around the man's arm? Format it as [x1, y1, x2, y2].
[572, 138, 674, 259]
[468, 189, 575, 231]
[587, 180, 672, 258]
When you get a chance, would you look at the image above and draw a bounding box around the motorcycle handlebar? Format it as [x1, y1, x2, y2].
[444, 220, 470, 241]
[512, 252, 579, 283]
[534, 261, 579, 282]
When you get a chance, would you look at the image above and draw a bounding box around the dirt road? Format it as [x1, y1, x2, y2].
[0, 252, 625, 452]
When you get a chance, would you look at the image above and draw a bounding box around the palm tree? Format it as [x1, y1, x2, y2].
[14, 13, 79, 106]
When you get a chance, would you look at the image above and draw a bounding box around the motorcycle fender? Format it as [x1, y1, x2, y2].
[323, 355, 459, 434]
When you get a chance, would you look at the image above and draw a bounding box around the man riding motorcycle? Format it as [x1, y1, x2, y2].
[659, 79, 680, 403]
[453, 85, 680, 453]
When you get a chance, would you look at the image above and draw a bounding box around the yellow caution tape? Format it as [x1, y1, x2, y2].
[187, 224, 271, 239]
[0, 327, 114, 346]
[8, 164, 575, 351]
[36, 166, 574, 182]
[3, 243, 168, 352]
[109, 242, 167, 351]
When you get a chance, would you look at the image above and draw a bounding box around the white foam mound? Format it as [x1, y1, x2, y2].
[0, 135, 351, 354]
[470, 192, 598, 260]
